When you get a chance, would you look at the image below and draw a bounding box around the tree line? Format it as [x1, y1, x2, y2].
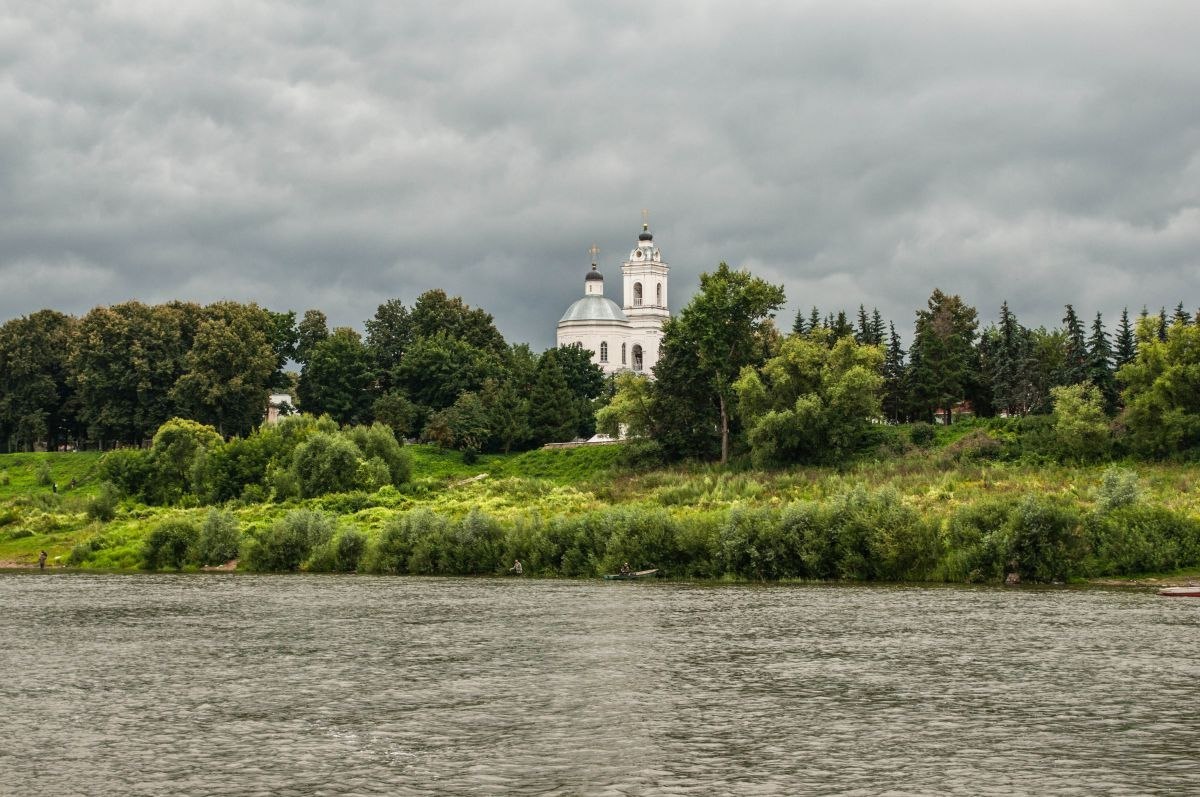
[3, 269, 1197, 463]
[0, 290, 605, 455]
[600, 263, 1200, 464]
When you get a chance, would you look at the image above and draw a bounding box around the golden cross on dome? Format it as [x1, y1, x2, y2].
[588, 243, 600, 266]
[641, 208, 650, 230]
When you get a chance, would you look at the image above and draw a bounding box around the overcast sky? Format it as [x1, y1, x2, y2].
[3, 1, 1199, 349]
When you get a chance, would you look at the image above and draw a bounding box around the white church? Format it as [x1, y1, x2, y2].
[556, 220, 670, 375]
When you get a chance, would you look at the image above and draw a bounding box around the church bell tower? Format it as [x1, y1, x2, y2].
[621, 211, 669, 321]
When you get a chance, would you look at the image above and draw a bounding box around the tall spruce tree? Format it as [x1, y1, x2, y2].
[882, 322, 907, 422]
[909, 289, 979, 424]
[830, 311, 854, 342]
[1172, 302, 1192, 327]
[869, 309, 886, 346]
[1059, 304, 1089, 385]
[1158, 307, 1169, 342]
[808, 307, 821, 334]
[792, 307, 807, 336]
[1087, 312, 1117, 413]
[855, 305, 871, 344]
[526, 349, 578, 446]
[989, 301, 1033, 416]
[1114, 308, 1136, 368]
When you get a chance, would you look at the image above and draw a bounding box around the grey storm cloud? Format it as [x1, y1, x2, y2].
[2, 1, 1199, 348]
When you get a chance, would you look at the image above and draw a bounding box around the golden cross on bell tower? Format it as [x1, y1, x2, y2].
[641, 208, 650, 231]
[588, 243, 600, 266]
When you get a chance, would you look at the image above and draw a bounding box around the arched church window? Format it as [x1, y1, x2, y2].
[656, 283, 662, 306]
[633, 283, 643, 307]
[632, 344, 643, 371]
[622, 343, 627, 364]
[600, 341, 608, 362]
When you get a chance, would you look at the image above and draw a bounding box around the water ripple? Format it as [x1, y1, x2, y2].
[1, 574, 1197, 795]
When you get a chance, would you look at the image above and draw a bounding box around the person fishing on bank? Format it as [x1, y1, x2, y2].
[38, 550, 47, 571]
[509, 559, 523, 575]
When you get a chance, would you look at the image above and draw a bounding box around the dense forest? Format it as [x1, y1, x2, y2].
[2, 266, 1199, 468]
[0, 290, 604, 456]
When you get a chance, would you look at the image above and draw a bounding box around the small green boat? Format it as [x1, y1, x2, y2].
[603, 569, 658, 581]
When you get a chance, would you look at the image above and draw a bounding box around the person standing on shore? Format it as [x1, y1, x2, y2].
[509, 559, 523, 575]
[37, 550, 47, 571]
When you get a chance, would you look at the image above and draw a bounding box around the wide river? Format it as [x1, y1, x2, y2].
[0, 574, 1196, 796]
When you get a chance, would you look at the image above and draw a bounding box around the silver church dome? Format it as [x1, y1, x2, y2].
[559, 295, 628, 323]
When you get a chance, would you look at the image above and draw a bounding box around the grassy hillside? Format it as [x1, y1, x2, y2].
[0, 452, 105, 500]
[2, 437, 1199, 583]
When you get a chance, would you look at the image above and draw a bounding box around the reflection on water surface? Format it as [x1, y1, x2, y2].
[1, 574, 1197, 796]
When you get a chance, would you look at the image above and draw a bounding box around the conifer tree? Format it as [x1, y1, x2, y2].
[1059, 304, 1089, 385]
[527, 349, 578, 445]
[909, 289, 979, 424]
[870, 308, 886, 346]
[830, 310, 854, 342]
[808, 307, 821, 334]
[1114, 308, 1136, 368]
[855, 305, 871, 344]
[1158, 307, 1169, 342]
[1087, 312, 1117, 413]
[792, 307, 807, 336]
[882, 322, 907, 422]
[989, 301, 1033, 416]
[1173, 302, 1192, 327]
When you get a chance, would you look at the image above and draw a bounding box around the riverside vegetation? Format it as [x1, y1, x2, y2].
[6, 264, 1200, 584]
[2, 415, 1199, 584]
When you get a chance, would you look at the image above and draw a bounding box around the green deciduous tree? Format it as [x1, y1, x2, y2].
[1050, 383, 1111, 462]
[553, 344, 606, 438]
[365, 298, 412, 392]
[734, 330, 884, 466]
[424, 391, 491, 459]
[71, 302, 199, 446]
[0, 309, 79, 451]
[295, 309, 329, 365]
[395, 332, 503, 415]
[290, 432, 363, 497]
[147, 417, 224, 503]
[1119, 318, 1200, 457]
[298, 328, 376, 425]
[409, 289, 507, 356]
[171, 302, 278, 437]
[596, 372, 655, 439]
[658, 262, 785, 463]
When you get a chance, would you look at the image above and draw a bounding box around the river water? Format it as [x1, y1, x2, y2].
[0, 574, 1196, 796]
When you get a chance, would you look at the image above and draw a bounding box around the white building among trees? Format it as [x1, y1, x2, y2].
[556, 220, 670, 376]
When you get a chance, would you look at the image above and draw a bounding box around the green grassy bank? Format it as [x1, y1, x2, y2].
[2, 438, 1199, 584]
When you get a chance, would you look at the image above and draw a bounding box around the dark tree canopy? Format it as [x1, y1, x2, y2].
[298, 327, 376, 426]
[908, 289, 979, 424]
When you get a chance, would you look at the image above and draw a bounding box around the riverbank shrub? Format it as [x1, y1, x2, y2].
[86, 482, 120, 522]
[308, 527, 368, 572]
[1084, 505, 1200, 576]
[1000, 495, 1084, 583]
[939, 498, 1016, 582]
[1095, 466, 1142, 511]
[291, 433, 362, 498]
[195, 509, 240, 565]
[141, 519, 200, 570]
[242, 509, 335, 572]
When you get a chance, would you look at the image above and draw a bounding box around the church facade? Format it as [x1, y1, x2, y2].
[556, 221, 670, 376]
